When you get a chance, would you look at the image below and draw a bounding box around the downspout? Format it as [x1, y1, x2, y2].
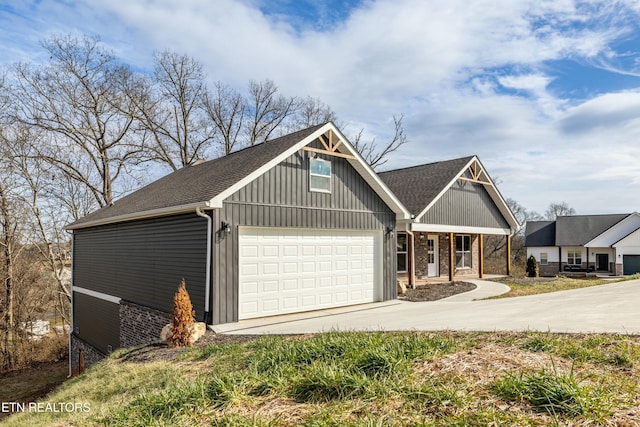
[65, 229, 74, 378]
[196, 207, 212, 323]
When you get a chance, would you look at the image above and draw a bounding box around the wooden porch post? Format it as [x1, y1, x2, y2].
[506, 234, 512, 276]
[449, 232, 455, 281]
[478, 234, 484, 279]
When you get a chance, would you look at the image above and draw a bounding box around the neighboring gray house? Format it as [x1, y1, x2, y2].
[66, 122, 409, 370]
[525, 213, 640, 276]
[379, 156, 519, 286]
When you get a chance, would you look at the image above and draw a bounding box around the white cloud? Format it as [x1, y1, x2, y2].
[2, 0, 640, 214]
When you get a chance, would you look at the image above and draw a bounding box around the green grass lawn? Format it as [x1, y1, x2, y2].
[490, 275, 631, 299]
[5, 331, 640, 426]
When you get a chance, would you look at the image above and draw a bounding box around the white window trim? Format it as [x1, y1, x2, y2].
[397, 233, 408, 273]
[309, 157, 332, 193]
[540, 252, 548, 265]
[567, 249, 582, 265]
[455, 234, 472, 269]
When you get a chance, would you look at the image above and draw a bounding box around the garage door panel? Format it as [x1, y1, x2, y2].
[239, 227, 380, 320]
[623, 255, 640, 275]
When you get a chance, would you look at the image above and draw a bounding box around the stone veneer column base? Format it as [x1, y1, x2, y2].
[119, 300, 171, 349]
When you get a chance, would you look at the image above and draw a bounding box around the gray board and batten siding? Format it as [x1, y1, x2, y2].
[418, 177, 510, 229]
[73, 292, 120, 354]
[73, 213, 208, 319]
[210, 143, 397, 325]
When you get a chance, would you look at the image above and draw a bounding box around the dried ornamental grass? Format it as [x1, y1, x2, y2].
[167, 279, 196, 348]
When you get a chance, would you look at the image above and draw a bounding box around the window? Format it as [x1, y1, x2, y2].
[540, 252, 548, 265]
[567, 250, 581, 265]
[455, 235, 472, 269]
[397, 233, 408, 272]
[310, 158, 331, 192]
[427, 238, 435, 264]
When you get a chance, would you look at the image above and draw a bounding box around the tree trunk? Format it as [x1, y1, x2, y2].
[0, 184, 14, 371]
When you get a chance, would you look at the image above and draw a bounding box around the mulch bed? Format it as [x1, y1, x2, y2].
[399, 281, 477, 302]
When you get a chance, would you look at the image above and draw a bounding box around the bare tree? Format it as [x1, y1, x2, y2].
[10, 34, 143, 207]
[131, 51, 217, 170]
[8, 128, 71, 302]
[0, 167, 17, 370]
[545, 201, 576, 220]
[352, 114, 408, 170]
[285, 96, 337, 132]
[203, 82, 246, 155]
[246, 79, 298, 145]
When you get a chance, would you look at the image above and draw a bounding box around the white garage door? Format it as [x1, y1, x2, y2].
[238, 227, 381, 320]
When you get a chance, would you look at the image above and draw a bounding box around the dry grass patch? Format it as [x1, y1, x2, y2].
[420, 343, 574, 385]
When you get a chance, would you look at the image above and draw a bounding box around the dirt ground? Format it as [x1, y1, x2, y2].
[0, 359, 69, 419]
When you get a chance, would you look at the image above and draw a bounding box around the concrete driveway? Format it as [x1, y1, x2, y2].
[213, 279, 640, 335]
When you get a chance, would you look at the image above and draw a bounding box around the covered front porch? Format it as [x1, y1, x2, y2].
[397, 228, 512, 288]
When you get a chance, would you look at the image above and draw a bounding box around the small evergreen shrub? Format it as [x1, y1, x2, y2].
[167, 279, 196, 348]
[526, 255, 539, 278]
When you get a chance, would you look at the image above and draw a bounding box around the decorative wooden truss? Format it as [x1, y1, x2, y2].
[302, 129, 355, 160]
[458, 159, 492, 186]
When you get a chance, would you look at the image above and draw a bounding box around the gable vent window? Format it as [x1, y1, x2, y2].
[310, 158, 331, 193]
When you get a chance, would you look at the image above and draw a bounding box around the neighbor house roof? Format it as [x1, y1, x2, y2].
[378, 155, 519, 231]
[67, 122, 410, 230]
[525, 214, 630, 247]
[555, 214, 629, 246]
[524, 221, 556, 247]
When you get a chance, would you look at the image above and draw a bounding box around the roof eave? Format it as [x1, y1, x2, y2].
[64, 201, 212, 231]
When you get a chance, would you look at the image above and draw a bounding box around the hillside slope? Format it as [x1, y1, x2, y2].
[4, 331, 640, 426]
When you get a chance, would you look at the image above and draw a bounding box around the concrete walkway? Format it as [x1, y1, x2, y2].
[212, 279, 640, 335]
[439, 279, 510, 301]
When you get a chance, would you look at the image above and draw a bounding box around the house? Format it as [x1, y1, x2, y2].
[65, 122, 410, 370]
[378, 156, 519, 286]
[525, 213, 640, 276]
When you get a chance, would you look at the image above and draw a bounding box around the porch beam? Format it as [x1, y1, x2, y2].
[449, 232, 455, 281]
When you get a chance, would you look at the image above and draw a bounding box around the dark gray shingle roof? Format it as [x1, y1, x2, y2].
[524, 221, 556, 246]
[555, 214, 629, 246]
[378, 156, 474, 215]
[68, 123, 326, 228]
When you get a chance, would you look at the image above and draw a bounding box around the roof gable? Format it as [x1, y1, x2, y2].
[584, 212, 640, 247]
[613, 225, 640, 247]
[379, 156, 473, 215]
[555, 214, 629, 246]
[379, 156, 518, 230]
[67, 123, 409, 230]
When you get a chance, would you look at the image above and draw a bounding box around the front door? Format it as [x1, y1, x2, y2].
[596, 254, 609, 271]
[427, 235, 439, 277]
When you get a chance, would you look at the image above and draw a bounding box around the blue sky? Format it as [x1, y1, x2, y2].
[2, 0, 640, 216]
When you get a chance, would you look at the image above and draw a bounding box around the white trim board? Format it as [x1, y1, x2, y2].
[73, 287, 121, 304]
[411, 223, 512, 235]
